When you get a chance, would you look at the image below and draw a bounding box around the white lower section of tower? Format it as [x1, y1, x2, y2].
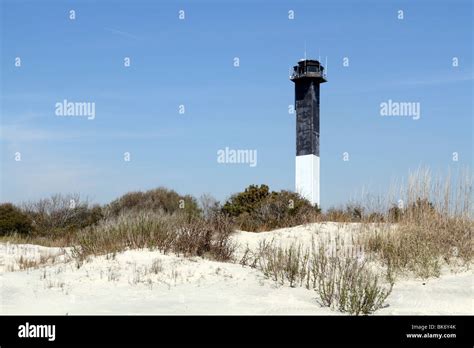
[295, 154, 320, 206]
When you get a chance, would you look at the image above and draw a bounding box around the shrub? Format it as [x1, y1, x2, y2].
[254, 191, 320, 230]
[0, 203, 32, 235]
[199, 193, 221, 220]
[256, 241, 309, 287]
[222, 185, 320, 231]
[173, 213, 235, 260]
[243, 240, 393, 315]
[324, 205, 366, 222]
[21, 194, 103, 236]
[72, 211, 234, 262]
[324, 208, 350, 222]
[346, 204, 364, 222]
[106, 187, 200, 217]
[366, 212, 385, 223]
[388, 205, 402, 222]
[313, 251, 393, 315]
[222, 184, 271, 217]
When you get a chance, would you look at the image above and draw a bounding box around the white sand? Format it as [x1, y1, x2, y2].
[1, 222, 472, 315]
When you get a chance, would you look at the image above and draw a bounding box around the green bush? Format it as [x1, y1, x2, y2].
[222, 184, 271, 217]
[0, 203, 33, 235]
[106, 187, 200, 217]
[222, 185, 320, 231]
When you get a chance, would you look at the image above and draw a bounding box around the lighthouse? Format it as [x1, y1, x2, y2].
[290, 59, 327, 207]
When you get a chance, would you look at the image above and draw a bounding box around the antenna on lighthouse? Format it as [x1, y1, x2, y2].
[304, 41, 307, 60]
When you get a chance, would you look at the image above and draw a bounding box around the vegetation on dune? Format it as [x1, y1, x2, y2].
[0, 203, 32, 236]
[222, 184, 321, 231]
[22, 194, 103, 234]
[0, 194, 103, 245]
[0, 167, 472, 314]
[72, 210, 235, 263]
[240, 239, 394, 315]
[358, 169, 473, 278]
[106, 187, 200, 218]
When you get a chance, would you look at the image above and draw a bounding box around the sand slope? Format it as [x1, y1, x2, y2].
[1, 223, 471, 315]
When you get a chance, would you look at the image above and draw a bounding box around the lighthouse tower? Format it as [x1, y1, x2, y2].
[290, 59, 327, 207]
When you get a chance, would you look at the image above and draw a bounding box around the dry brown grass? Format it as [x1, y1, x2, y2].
[354, 167, 473, 278]
[0, 233, 76, 248]
[71, 211, 235, 263]
[7, 253, 64, 272]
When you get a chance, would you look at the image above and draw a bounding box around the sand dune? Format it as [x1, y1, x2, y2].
[1, 223, 471, 315]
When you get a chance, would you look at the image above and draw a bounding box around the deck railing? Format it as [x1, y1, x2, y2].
[290, 69, 327, 80]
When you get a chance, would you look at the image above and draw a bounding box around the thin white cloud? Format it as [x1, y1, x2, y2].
[394, 73, 474, 87]
[104, 27, 142, 41]
[0, 124, 174, 142]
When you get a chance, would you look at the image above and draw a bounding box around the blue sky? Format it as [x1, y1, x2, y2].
[1, 0, 472, 208]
